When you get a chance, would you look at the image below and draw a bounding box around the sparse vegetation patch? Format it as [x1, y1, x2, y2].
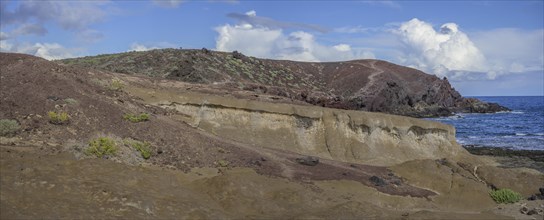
[124, 139, 152, 159]
[48, 111, 70, 124]
[0, 119, 20, 137]
[85, 137, 117, 157]
[109, 78, 124, 91]
[123, 113, 150, 123]
[489, 188, 522, 204]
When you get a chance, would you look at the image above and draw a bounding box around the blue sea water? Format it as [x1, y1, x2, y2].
[428, 96, 544, 151]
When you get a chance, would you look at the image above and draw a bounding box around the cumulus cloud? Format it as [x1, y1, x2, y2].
[393, 18, 543, 81]
[394, 18, 490, 79]
[216, 10, 374, 62]
[127, 42, 177, 52]
[128, 43, 160, 52]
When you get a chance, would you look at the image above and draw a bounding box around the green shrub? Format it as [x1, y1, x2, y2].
[123, 113, 149, 123]
[64, 98, 78, 105]
[489, 188, 523, 204]
[0, 119, 20, 137]
[217, 159, 229, 167]
[48, 111, 70, 124]
[85, 137, 117, 157]
[109, 78, 124, 91]
[124, 139, 152, 159]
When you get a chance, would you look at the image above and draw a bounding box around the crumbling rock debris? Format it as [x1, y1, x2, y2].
[369, 175, 387, 187]
[295, 156, 319, 166]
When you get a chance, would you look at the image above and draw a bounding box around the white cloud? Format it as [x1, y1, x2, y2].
[127, 42, 177, 52]
[0, 42, 77, 60]
[333, 44, 351, 52]
[215, 10, 374, 62]
[128, 43, 160, 52]
[394, 18, 489, 79]
[392, 18, 544, 81]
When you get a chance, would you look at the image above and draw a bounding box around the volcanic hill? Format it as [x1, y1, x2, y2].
[1, 52, 541, 219]
[59, 48, 508, 118]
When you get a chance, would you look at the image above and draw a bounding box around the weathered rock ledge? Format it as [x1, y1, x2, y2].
[127, 86, 467, 166]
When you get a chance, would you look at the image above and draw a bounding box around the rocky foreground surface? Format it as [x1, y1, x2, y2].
[1, 52, 541, 219]
[60, 48, 509, 118]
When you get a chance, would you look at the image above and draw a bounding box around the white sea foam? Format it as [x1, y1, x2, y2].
[515, 133, 527, 136]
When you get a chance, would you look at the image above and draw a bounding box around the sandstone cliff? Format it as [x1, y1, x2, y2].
[127, 86, 464, 166]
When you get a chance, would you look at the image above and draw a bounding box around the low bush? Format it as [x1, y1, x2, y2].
[0, 119, 20, 137]
[48, 111, 70, 124]
[109, 78, 124, 91]
[123, 113, 149, 123]
[489, 188, 523, 204]
[217, 159, 229, 167]
[85, 137, 117, 157]
[124, 139, 152, 159]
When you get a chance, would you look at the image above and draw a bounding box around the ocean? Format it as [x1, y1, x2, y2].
[428, 96, 544, 151]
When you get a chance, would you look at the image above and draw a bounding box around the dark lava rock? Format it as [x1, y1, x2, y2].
[369, 175, 387, 187]
[295, 156, 319, 166]
[539, 187, 544, 195]
[47, 96, 60, 101]
[526, 209, 538, 215]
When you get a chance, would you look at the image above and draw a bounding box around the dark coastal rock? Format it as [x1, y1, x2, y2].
[454, 98, 511, 113]
[295, 156, 319, 166]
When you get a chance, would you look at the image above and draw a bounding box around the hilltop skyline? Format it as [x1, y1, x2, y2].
[0, 0, 543, 96]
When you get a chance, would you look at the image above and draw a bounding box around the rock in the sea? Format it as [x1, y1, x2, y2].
[295, 156, 319, 166]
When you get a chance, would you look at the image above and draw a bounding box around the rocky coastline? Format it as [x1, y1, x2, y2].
[464, 145, 544, 173]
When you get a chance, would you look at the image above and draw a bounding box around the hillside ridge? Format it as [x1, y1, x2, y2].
[59, 48, 509, 118]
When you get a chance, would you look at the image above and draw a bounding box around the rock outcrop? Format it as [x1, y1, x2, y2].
[59, 49, 510, 117]
[126, 85, 465, 166]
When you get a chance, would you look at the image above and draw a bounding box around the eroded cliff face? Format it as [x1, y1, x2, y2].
[128, 86, 465, 166]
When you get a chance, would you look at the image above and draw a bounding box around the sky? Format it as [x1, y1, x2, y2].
[1, 0, 543, 96]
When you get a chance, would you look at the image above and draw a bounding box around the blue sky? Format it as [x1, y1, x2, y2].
[1, 0, 543, 96]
